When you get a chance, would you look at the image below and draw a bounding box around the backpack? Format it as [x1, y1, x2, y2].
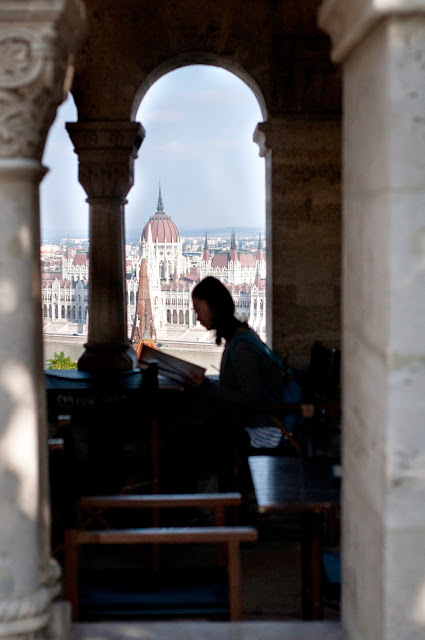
[227, 332, 303, 432]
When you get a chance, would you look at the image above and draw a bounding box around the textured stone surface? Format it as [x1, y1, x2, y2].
[73, 1, 342, 360]
[336, 12, 425, 640]
[0, 2, 86, 638]
[257, 116, 341, 357]
[73, 621, 343, 640]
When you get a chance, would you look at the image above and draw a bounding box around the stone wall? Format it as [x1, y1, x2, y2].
[72, 0, 342, 359]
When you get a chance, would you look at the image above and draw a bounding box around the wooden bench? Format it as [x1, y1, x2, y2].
[76, 492, 242, 529]
[63, 493, 257, 622]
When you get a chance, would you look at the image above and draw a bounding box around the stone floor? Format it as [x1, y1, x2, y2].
[73, 621, 343, 640]
[64, 509, 340, 638]
[54, 443, 341, 638]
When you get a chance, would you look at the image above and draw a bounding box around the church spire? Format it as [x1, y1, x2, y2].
[256, 233, 264, 261]
[157, 183, 164, 212]
[254, 264, 262, 288]
[203, 231, 210, 262]
[230, 229, 238, 263]
[230, 229, 237, 251]
[131, 257, 156, 355]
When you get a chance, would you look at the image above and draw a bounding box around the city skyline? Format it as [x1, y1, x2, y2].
[41, 65, 266, 238]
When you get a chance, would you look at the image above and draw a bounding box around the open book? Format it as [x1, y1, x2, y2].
[139, 345, 206, 385]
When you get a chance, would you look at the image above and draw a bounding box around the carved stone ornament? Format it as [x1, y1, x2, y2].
[0, 586, 51, 635]
[319, 0, 425, 62]
[67, 122, 145, 200]
[0, 1, 86, 160]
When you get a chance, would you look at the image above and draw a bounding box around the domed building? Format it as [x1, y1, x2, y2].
[127, 187, 267, 341]
[141, 187, 189, 283]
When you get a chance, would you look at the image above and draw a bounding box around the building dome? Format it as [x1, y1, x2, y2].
[142, 187, 180, 243]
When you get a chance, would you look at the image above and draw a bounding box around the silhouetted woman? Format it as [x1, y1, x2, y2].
[190, 276, 285, 449]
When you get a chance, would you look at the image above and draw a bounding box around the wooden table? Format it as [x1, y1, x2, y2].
[248, 455, 340, 620]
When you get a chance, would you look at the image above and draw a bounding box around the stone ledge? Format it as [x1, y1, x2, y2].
[73, 621, 343, 640]
[319, 0, 425, 62]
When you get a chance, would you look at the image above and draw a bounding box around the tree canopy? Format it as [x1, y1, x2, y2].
[46, 351, 77, 370]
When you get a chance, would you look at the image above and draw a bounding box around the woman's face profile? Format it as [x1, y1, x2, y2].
[193, 297, 213, 330]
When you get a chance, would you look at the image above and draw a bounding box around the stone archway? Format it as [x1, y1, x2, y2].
[131, 53, 268, 121]
[132, 55, 269, 342]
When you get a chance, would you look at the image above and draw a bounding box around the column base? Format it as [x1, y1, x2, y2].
[78, 341, 138, 371]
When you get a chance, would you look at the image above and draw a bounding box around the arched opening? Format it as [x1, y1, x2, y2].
[40, 92, 87, 364]
[128, 64, 266, 367]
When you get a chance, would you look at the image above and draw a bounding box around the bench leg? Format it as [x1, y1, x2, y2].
[301, 512, 324, 620]
[64, 529, 79, 621]
[227, 541, 242, 620]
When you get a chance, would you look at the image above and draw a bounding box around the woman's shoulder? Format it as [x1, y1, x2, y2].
[229, 328, 285, 370]
[232, 326, 263, 346]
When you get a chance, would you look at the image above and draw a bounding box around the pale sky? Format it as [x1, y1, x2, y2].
[40, 65, 265, 238]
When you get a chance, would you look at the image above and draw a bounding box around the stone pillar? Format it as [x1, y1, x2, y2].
[319, 2, 425, 639]
[0, 2, 86, 640]
[254, 116, 341, 363]
[66, 121, 145, 371]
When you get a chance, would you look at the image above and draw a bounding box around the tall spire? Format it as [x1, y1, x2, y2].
[230, 229, 238, 263]
[203, 231, 210, 262]
[256, 233, 264, 261]
[230, 229, 236, 251]
[131, 257, 156, 355]
[254, 264, 262, 288]
[157, 182, 164, 212]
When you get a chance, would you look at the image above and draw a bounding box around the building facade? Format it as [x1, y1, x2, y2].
[42, 250, 89, 331]
[127, 190, 267, 340]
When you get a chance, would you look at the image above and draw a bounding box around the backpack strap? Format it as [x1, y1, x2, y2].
[228, 332, 304, 455]
[228, 332, 285, 372]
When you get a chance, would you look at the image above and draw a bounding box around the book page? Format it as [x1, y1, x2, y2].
[139, 345, 206, 384]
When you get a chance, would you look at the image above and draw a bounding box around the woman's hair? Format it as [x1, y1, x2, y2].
[192, 276, 237, 345]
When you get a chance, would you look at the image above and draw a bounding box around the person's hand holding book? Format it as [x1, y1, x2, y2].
[186, 370, 205, 387]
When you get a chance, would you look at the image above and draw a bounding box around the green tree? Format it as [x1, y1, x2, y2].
[46, 351, 77, 370]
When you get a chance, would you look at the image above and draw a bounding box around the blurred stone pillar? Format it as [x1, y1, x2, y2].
[66, 121, 145, 370]
[0, 2, 86, 639]
[319, 1, 425, 639]
[254, 116, 341, 363]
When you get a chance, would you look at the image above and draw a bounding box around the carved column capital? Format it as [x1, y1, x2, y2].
[253, 123, 270, 158]
[0, 0, 86, 160]
[319, 0, 425, 62]
[66, 121, 145, 201]
[254, 116, 341, 158]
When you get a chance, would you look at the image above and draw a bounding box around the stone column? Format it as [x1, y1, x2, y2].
[319, 2, 425, 639]
[254, 116, 341, 363]
[0, 2, 86, 640]
[66, 121, 145, 371]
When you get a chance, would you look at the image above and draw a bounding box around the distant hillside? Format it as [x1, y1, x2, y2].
[177, 226, 264, 237]
[43, 227, 265, 244]
[41, 228, 88, 243]
[126, 226, 264, 242]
